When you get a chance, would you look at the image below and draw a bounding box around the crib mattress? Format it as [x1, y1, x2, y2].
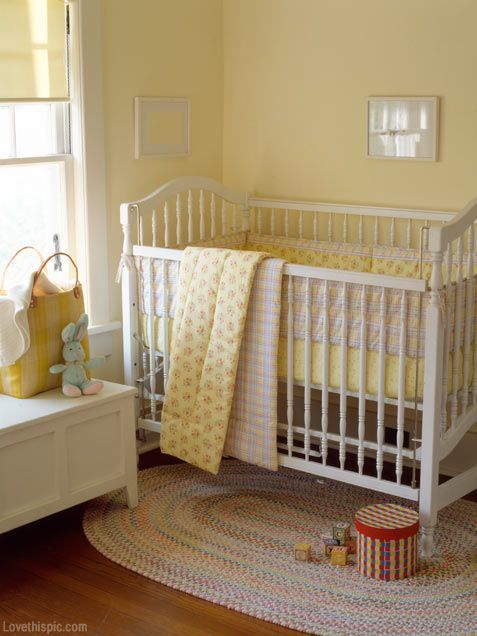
[141, 315, 466, 401]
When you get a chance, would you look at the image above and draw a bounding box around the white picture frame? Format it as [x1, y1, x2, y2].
[134, 97, 190, 158]
[366, 96, 439, 161]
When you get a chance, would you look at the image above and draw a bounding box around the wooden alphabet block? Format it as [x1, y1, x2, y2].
[322, 536, 339, 556]
[333, 522, 351, 544]
[294, 543, 312, 562]
[345, 536, 357, 555]
[330, 546, 348, 566]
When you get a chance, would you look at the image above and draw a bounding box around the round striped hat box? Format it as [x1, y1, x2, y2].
[355, 504, 419, 581]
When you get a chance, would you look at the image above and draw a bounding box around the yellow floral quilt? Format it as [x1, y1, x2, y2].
[160, 247, 266, 474]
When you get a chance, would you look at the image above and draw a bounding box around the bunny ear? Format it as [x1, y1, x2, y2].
[61, 322, 76, 344]
[74, 313, 88, 342]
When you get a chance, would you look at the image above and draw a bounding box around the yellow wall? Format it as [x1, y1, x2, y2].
[98, 0, 223, 381]
[223, 0, 477, 211]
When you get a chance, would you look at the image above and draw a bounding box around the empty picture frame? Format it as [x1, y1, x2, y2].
[366, 97, 438, 161]
[134, 97, 190, 158]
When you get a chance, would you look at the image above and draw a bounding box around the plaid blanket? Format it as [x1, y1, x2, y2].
[224, 258, 285, 470]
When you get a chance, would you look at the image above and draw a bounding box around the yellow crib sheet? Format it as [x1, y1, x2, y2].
[141, 315, 467, 401]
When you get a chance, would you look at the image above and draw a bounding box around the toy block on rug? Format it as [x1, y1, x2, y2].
[322, 536, 339, 556]
[330, 546, 349, 566]
[294, 543, 312, 562]
[332, 522, 351, 544]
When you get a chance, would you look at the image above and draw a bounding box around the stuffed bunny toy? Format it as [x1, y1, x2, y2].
[49, 313, 104, 397]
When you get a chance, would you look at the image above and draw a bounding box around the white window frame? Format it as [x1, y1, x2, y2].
[68, 0, 120, 355]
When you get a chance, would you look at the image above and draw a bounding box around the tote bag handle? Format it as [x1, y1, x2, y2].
[30, 252, 80, 308]
[0, 246, 45, 291]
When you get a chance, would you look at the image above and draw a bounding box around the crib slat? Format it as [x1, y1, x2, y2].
[313, 211, 318, 241]
[271, 208, 276, 236]
[233, 205, 238, 233]
[328, 213, 333, 242]
[462, 227, 474, 414]
[359, 215, 364, 245]
[287, 276, 294, 457]
[358, 284, 367, 475]
[285, 209, 289, 238]
[304, 278, 312, 461]
[451, 237, 464, 429]
[139, 216, 144, 246]
[176, 194, 182, 246]
[424, 220, 430, 250]
[164, 201, 169, 248]
[396, 289, 407, 484]
[210, 193, 216, 239]
[162, 259, 169, 386]
[374, 216, 379, 246]
[257, 207, 263, 235]
[390, 217, 396, 247]
[407, 218, 412, 249]
[343, 214, 348, 243]
[199, 190, 205, 241]
[152, 209, 157, 247]
[339, 282, 348, 470]
[441, 243, 453, 434]
[188, 190, 194, 243]
[299, 211, 304, 240]
[376, 287, 386, 479]
[148, 258, 157, 420]
[221, 199, 226, 236]
[321, 280, 330, 466]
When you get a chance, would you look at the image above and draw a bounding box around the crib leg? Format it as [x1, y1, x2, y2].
[420, 521, 435, 558]
[125, 481, 138, 509]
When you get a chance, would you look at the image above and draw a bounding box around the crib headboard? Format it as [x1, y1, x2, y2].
[120, 176, 458, 254]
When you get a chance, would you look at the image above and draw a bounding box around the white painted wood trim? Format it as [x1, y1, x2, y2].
[69, 0, 110, 328]
[437, 465, 477, 511]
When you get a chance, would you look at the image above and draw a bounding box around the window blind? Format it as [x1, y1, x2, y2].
[0, 0, 68, 100]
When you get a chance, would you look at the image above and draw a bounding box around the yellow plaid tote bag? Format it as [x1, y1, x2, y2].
[0, 251, 90, 398]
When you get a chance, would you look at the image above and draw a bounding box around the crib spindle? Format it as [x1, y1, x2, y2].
[328, 213, 333, 242]
[299, 211, 304, 240]
[210, 193, 216, 239]
[257, 207, 263, 235]
[271, 208, 276, 236]
[441, 243, 453, 434]
[396, 289, 407, 484]
[424, 220, 430, 250]
[148, 258, 157, 420]
[139, 216, 144, 246]
[321, 280, 330, 466]
[343, 214, 348, 243]
[162, 259, 169, 387]
[164, 201, 169, 248]
[374, 217, 379, 246]
[358, 284, 367, 475]
[339, 282, 348, 470]
[313, 211, 318, 241]
[152, 209, 157, 247]
[221, 199, 226, 236]
[407, 218, 412, 249]
[451, 237, 464, 428]
[285, 209, 289, 238]
[287, 276, 294, 457]
[233, 205, 238, 233]
[188, 190, 194, 243]
[462, 227, 474, 414]
[390, 217, 396, 247]
[376, 287, 386, 479]
[176, 194, 182, 245]
[304, 278, 312, 461]
[359, 215, 364, 245]
[199, 190, 205, 241]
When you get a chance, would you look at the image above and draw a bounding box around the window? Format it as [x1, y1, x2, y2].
[0, 100, 73, 268]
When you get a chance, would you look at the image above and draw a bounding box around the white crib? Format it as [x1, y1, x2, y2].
[119, 176, 477, 557]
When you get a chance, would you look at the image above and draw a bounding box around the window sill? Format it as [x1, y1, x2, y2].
[88, 321, 121, 357]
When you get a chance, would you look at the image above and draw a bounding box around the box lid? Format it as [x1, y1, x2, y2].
[355, 504, 419, 540]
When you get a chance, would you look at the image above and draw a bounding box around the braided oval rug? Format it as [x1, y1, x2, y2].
[83, 461, 477, 635]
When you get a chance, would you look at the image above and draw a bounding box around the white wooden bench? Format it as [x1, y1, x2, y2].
[0, 381, 138, 534]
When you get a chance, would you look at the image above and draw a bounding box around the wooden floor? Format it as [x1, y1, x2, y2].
[0, 451, 475, 636]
